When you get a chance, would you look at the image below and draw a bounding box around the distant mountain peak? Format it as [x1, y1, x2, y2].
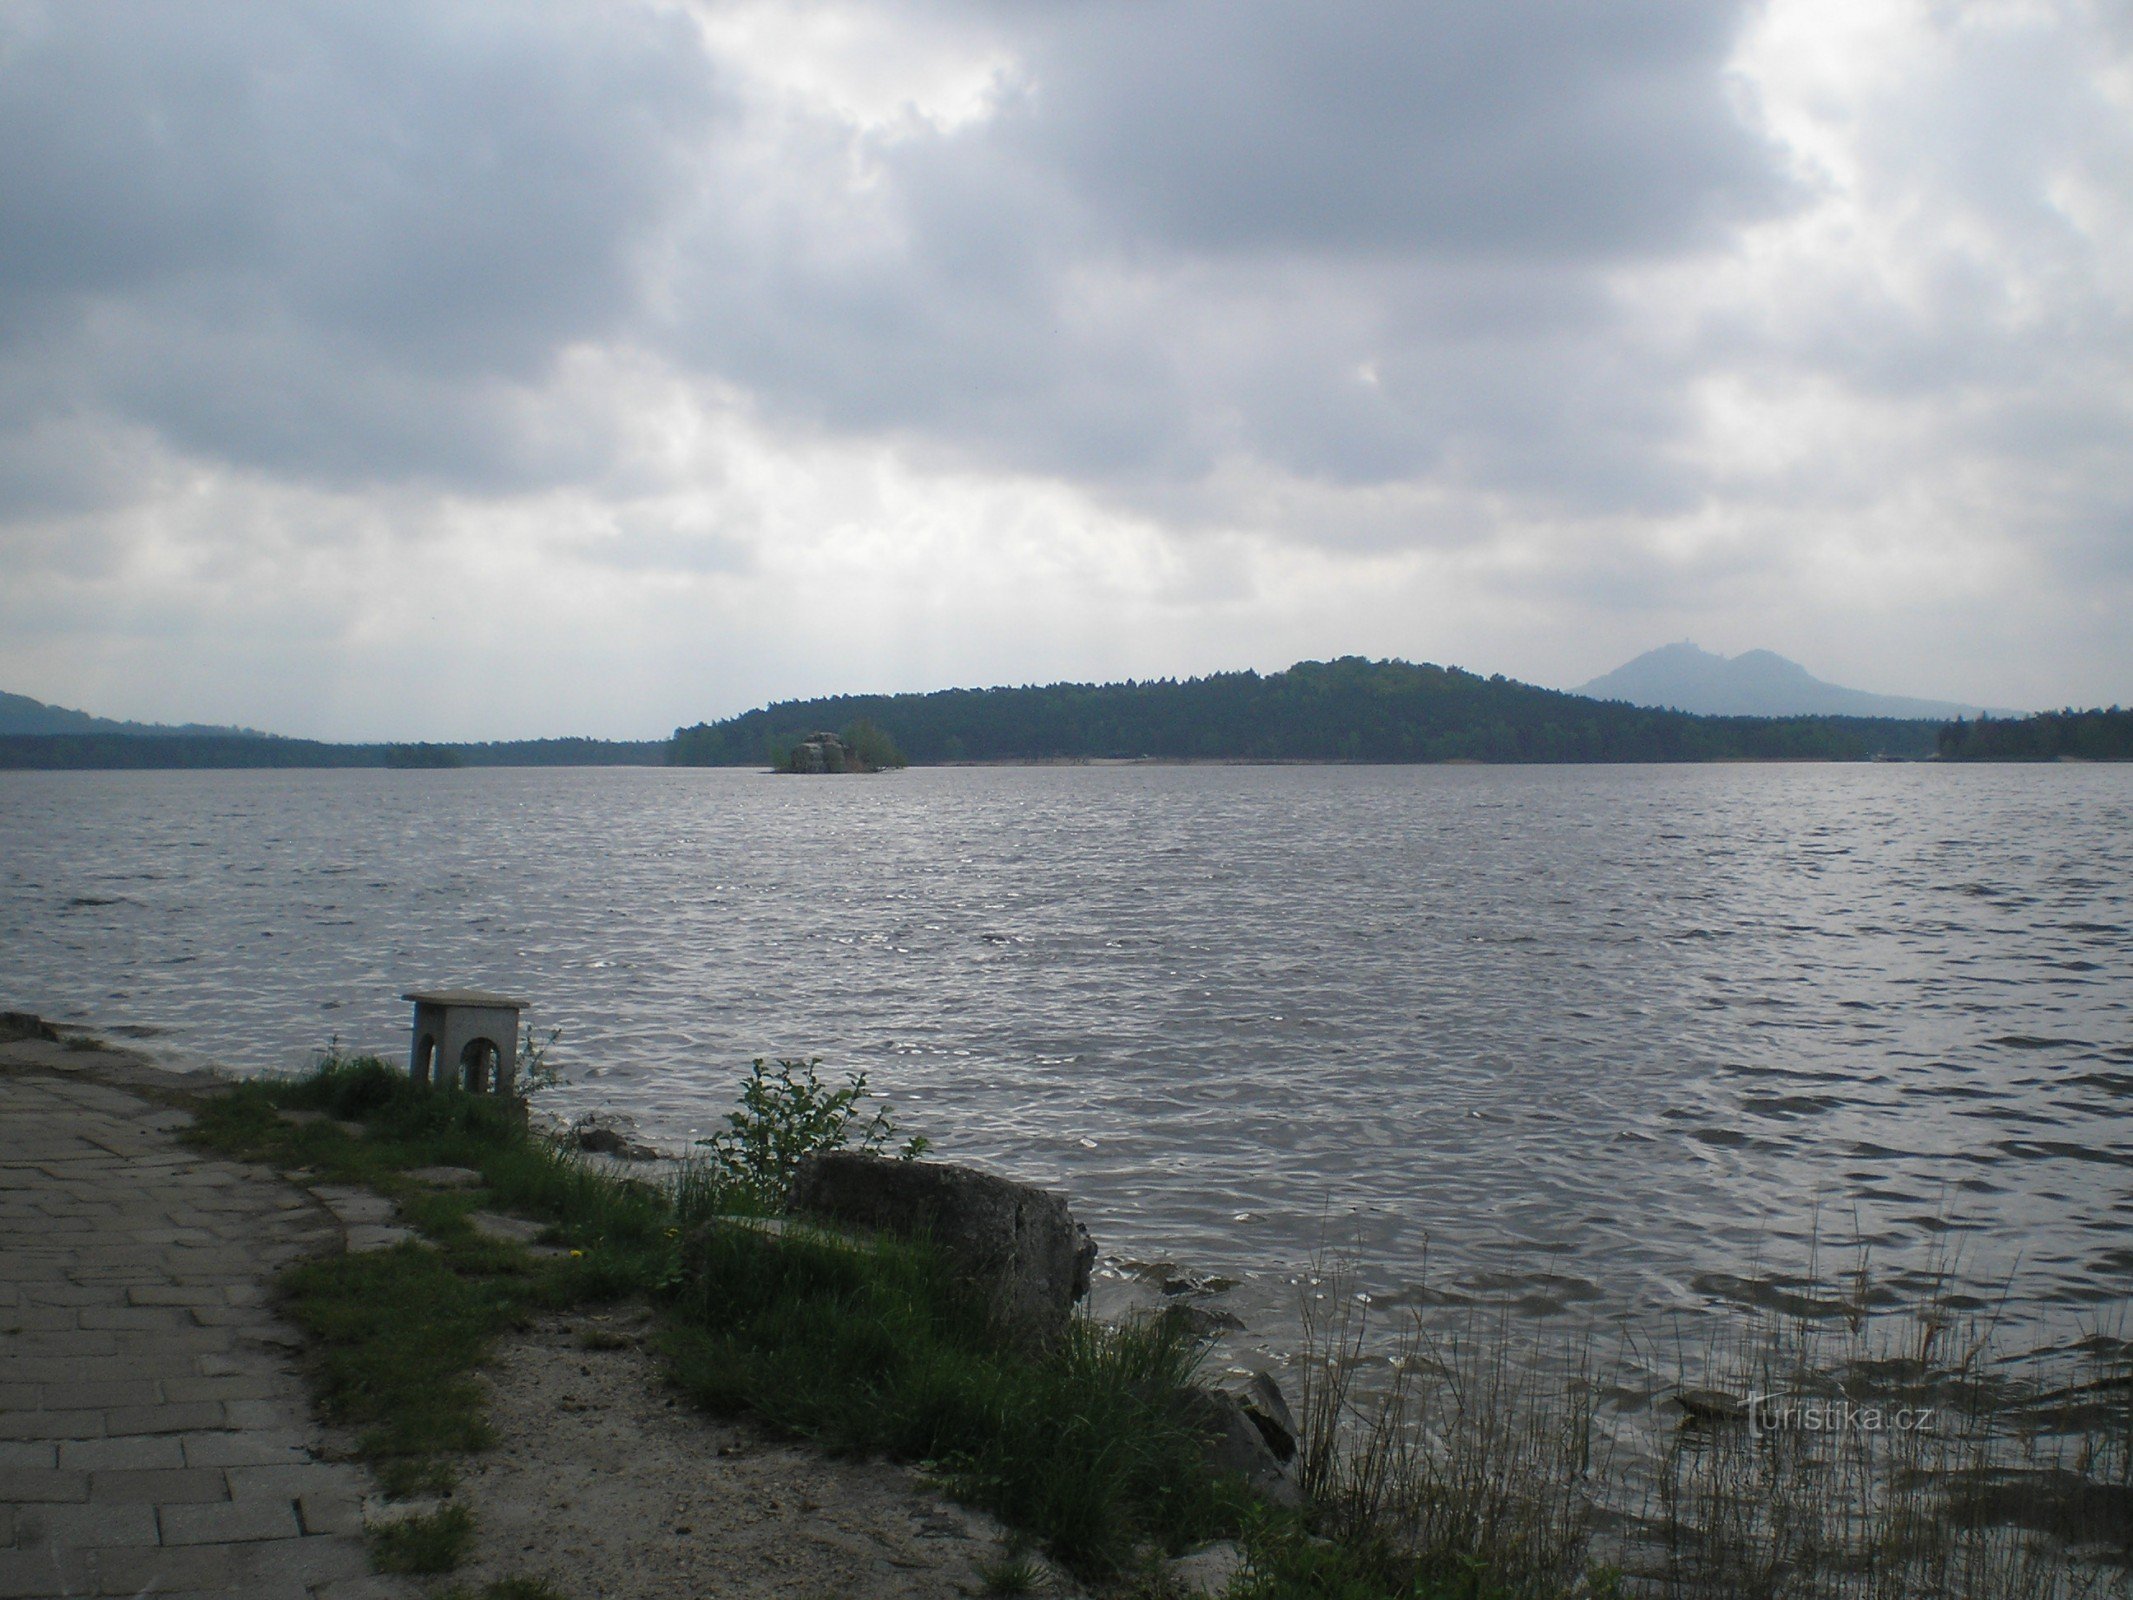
[0, 689, 266, 740]
[1575, 645, 2015, 721]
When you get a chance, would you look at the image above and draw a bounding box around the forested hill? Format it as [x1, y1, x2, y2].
[1937, 708, 2133, 761]
[0, 735, 668, 771]
[669, 658, 1943, 766]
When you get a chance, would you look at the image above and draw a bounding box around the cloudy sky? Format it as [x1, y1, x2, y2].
[2, 0, 2127, 738]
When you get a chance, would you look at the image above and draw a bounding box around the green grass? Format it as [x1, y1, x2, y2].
[185, 1054, 1251, 1581]
[187, 1063, 678, 1512]
[663, 1210, 1243, 1572]
[370, 1503, 476, 1574]
[435, 1582, 571, 1600]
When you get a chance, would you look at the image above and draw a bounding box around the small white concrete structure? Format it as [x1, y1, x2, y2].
[403, 989, 526, 1096]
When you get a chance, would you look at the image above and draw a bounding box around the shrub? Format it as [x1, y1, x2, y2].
[694, 1056, 925, 1210]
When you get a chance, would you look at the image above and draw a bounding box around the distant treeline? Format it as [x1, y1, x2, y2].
[0, 734, 667, 771]
[1937, 708, 2133, 761]
[13, 666, 2118, 774]
[670, 657, 1944, 766]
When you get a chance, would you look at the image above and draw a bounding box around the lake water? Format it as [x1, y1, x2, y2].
[3, 762, 2128, 1383]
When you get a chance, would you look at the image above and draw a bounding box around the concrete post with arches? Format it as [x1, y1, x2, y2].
[404, 989, 526, 1096]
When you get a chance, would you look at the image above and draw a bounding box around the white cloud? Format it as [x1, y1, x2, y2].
[0, 0, 2127, 732]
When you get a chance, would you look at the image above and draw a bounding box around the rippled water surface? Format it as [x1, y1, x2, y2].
[4, 763, 2129, 1360]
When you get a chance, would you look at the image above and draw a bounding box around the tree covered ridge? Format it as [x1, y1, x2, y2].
[1937, 707, 2133, 761]
[669, 657, 1946, 766]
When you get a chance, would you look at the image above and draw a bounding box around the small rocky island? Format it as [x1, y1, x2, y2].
[776, 721, 905, 773]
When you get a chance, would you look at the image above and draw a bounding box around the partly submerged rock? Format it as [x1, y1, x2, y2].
[1182, 1386, 1303, 1510]
[1671, 1387, 1749, 1424]
[566, 1112, 659, 1161]
[1159, 1300, 1247, 1343]
[789, 1151, 1096, 1349]
[0, 1011, 60, 1044]
[1239, 1370, 1298, 1463]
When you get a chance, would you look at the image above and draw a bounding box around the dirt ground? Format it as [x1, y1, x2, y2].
[445, 1304, 1070, 1600]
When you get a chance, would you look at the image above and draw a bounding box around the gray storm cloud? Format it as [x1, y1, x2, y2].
[0, 0, 2126, 733]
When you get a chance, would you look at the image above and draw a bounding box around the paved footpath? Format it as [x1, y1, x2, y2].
[0, 1035, 416, 1600]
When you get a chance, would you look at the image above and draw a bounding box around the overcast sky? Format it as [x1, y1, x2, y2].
[2, 0, 2127, 739]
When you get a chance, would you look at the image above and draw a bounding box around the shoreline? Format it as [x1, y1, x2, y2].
[16, 1019, 2133, 1595]
[0, 1023, 1100, 1598]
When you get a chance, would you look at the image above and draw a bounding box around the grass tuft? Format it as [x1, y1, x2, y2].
[436, 1579, 570, 1600]
[664, 1219, 1241, 1572]
[370, 1503, 476, 1574]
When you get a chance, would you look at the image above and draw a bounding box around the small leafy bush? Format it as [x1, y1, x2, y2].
[695, 1056, 926, 1210]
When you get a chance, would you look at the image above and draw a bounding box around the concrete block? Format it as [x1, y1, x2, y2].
[103, 1401, 226, 1436]
[56, 1435, 187, 1472]
[158, 1374, 287, 1405]
[0, 1466, 88, 1502]
[17, 1501, 159, 1548]
[178, 1430, 311, 1468]
[87, 1467, 230, 1504]
[0, 1544, 96, 1598]
[157, 1496, 302, 1545]
[0, 1408, 103, 1441]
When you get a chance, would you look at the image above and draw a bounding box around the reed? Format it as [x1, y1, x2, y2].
[1280, 1242, 2130, 1600]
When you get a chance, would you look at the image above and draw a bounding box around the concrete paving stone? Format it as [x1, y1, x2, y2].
[24, 1283, 148, 1305]
[134, 1228, 221, 1247]
[2, 1330, 116, 1356]
[221, 1398, 294, 1429]
[161, 1248, 260, 1274]
[0, 1442, 56, 1469]
[111, 1325, 236, 1353]
[58, 1435, 186, 1471]
[0, 1264, 68, 1284]
[187, 1304, 278, 1328]
[84, 1541, 241, 1595]
[33, 1378, 159, 1409]
[87, 1467, 231, 1503]
[0, 1384, 39, 1409]
[102, 1400, 226, 1435]
[126, 1285, 223, 1308]
[160, 1372, 291, 1404]
[225, 1461, 369, 1500]
[77, 1305, 188, 1330]
[157, 1496, 303, 1545]
[4, 1354, 199, 1386]
[0, 1543, 97, 1598]
[310, 1187, 396, 1226]
[178, 1430, 312, 1468]
[0, 1308, 79, 1332]
[70, 1247, 171, 1269]
[0, 1467, 88, 1501]
[0, 1409, 103, 1442]
[295, 1491, 365, 1537]
[16, 1502, 160, 1548]
[344, 1224, 417, 1252]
